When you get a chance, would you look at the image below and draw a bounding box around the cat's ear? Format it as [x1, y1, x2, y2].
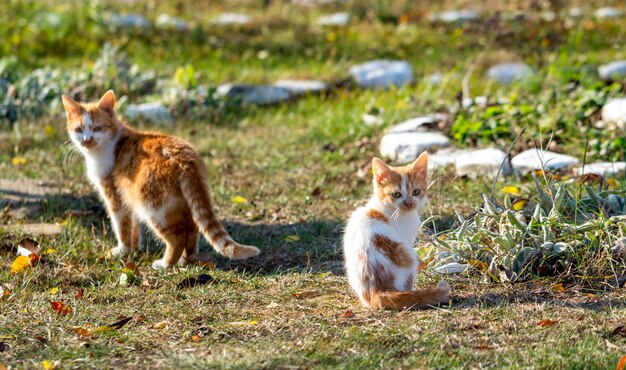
[372, 157, 392, 184]
[61, 95, 82, 118]
[97, 90, 116, 113]
[411, 152, 429, 176]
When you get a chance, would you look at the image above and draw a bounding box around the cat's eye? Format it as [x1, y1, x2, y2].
[75, 127, 83, 133]
[412, 189, 421, 196]
[391, 192, 402, 198]
[93, 126, 103, 132]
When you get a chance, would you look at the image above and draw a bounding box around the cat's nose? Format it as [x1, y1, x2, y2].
[402, 200, 414, 208]
[82, 137, 94, 146]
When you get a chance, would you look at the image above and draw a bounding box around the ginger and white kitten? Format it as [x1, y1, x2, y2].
[62, 90, 260, 269]
[343, 153, 450, 309]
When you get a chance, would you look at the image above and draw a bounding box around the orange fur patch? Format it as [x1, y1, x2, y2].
[366, 209, 388, 223]
[372, 234, 414, 268]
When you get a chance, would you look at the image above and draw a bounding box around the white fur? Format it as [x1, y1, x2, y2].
[343, 195, 424, 301]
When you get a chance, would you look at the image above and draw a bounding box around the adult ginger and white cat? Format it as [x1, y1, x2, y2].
[343, 153, 450, 309]
[62, 91, 259, 269]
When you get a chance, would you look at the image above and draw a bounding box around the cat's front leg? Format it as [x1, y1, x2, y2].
[100, 178, 133, 258]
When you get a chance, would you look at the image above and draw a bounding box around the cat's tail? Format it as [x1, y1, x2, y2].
[180, 172, 260, 260]
[363, 280, 450, 310]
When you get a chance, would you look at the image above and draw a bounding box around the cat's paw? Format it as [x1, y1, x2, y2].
[152, 259, 171, 270]
[109, 245, 131, 258]
[177, 256, 190, 266]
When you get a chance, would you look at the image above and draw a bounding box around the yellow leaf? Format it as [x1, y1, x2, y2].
[232, 196, 248, 204]
[44, 125, 56, 137]
[42, 360, 57, 370]
[73, 326, 93, 337]
[284, 235, 300, 243]
[49, 287, 59, 295]
[44, 249, 56, 255]
[501, 186, 520, 196]
[606, 178, 618, 190]
[553, 283, 565, 293]
[326, 32, 337, 42]
[512, 198, 528, 211]
[248, 320, 258, 325]
[191, 335, 201, 342]
[10, 255, 30, 274]
[153, 321, 167, 329]
[11, 157, 27, 166]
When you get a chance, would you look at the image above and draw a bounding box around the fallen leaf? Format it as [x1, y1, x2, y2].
[11, 157, 27, 166]
[16, 238, 40, 256]
[123, 261, 140, 275]
[10, 255, 30, 274]
[501, 186, 520, 195]
[512, 198, 529, 211]
[310, 187, 322, 197]
[418, 256, 435, 270]
[232, 195, 248, 204]
[585, 293, 595, 299]
[49, 287, 59, 295]
[606, 178, 619, 190]
[292, 290, 319, 299]
[191, 335, 201, 342]
[553, 283, 565, 293]
[284, 235, 300, 243]
[469, 259, 489, 271]
[43, 248, 56, 255]
[536, 320, 557, 327]
[618, 355, 626, 370]
[177, 274, 216, 289]
[42, 360, 57, 370]
[109, 316, 133, 330]
[0, 362, 7, 370]
[50, 301, 72, 316]
[153, 321, 167, 329]
[611, 325, 626, 338]
[343, 309, 354, 318]
[75, 289, 84, 300]
[72, 326, 93, 338]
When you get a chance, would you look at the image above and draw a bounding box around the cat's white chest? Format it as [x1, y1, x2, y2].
[390, 211, 422, 247]
[84, 147, 116, 187]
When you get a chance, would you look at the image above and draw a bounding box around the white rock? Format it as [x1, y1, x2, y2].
[317, 12, 350, 26]
[596, 7, 624, 19]
[155, 14, 189, 30]
[379, 132, 450, 163]
[602, 98, 626, 130]
[598, 61, 626, 81]
[455, 148, 511, 179]
[429, 10, 479, 23]
[511, 149, 579, 173]
[212, 13, 252, 26]
[349, 60, 414, 89]
[217, 84, 291, 105]
[576, 162, 626, 176]
[107, 13, 150, 29]
[125, 103, 174, 126]
[486, 62, 535, 84]
[273, 79, 328, 95]
[434, 262, 469, 274]
[387, 114, 446, 134]
[429, 148, 468, 170]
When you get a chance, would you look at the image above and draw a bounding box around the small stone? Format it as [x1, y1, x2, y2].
[511, 149, 579, 173]
[596, 7, 624, 19]
[601, 98, 626, 130]
[106, 13, 150, 29]
[486, 62, 535, 84]
[598, 61, 626, 81]
[212, 13, 252, 26]
[434, 262, 469, 274]
[273, 79, 328, 95]
[387, 114, 446, 134]
[217, 84, 291, 105]
[125, 103, 174, 126]
[349, 60, 414, 89]
[155, 14, 189, 31]
[427, 72, 443, 85]
[317, 12, 350, 26]
[455, 148, 511, 179]
[576, 162, 626, 176]
[429, 10, 479, 23]
[569, 8, 583, 18]
[379, 132, 450, 163]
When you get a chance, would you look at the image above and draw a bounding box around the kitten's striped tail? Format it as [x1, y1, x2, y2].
[363, 281, 450, 310]
[180, 173, 260, 260]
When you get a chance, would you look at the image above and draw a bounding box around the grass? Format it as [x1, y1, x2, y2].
[1, 0, 626, 368]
